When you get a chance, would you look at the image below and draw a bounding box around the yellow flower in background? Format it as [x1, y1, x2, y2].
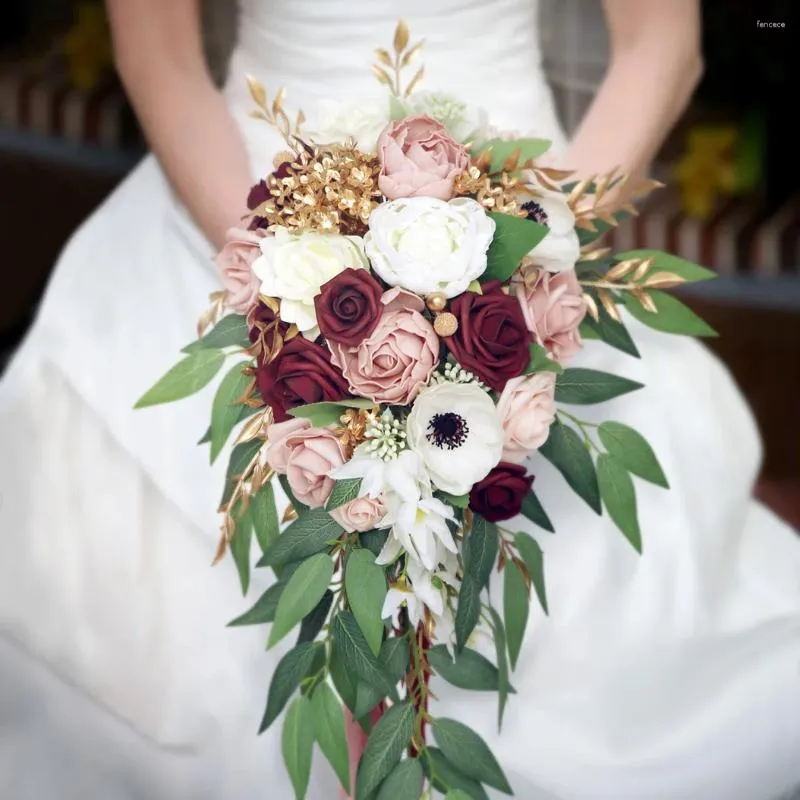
[673, 125, 739, 220]
[62, 1, 113, 91]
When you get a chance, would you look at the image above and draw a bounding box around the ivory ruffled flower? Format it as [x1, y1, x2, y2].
[364, 197, 495, 298]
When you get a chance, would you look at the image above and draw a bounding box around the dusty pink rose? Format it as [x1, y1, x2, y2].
[516, 268, 587, 365]
[377, 115, 470, 201]
[264, 418, 346, 508]
[330, 495, 387, 533]
[215, 227, 263, 314]
[496, 373, 557, 464]
[329, 288, 439, 405]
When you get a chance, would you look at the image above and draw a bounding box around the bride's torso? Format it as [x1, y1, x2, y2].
[223, 0, 567, 177]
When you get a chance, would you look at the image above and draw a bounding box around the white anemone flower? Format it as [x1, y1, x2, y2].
[520, 187, 581, 273]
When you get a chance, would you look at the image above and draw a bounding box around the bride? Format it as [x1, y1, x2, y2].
[1, 1, 798, 798]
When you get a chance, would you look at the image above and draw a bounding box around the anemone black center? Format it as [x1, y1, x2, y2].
[522, 200, 548, 226]
[426, 412, 469, 450]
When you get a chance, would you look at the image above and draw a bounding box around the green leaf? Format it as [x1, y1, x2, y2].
[486, 607, 510, 731]
[524, 342, 564, 375]
[227, 580, 284, 627]
[425, 749, 490, 800]
[269, 553, 334, 649]
[555, 368, 643, 405]
[520, 490, 554, 533]
[360, 529, 389, 559]
[353, 636, 412, 719]
[297, 589, 333, 645]
[312, 682, 351, 794]
[614, 249, 717, 284]
[428, 645, 504, 692]
[209, 362, 252, 463]
[598, 421, 668, 488]
[282, 696, 315, 799]
[432, 718, 512, 794]
[220, 438, 262, 508]
[463, 515, 499, 591]
[483, 212, 549, 283]
[446, 792, 476, 800]
[454, 575, 481, 652]
[515, 532, 548, 615]
[198, 402, 259, 445]
[503, 562, 529, 670]
[326, 478, 363, 511]
[229, 505, 253, 595]
[287, 399, 376, 427]
[376, 759, 424, 800]
[345, 549, 388, 657]
[580, 301, 641, 358]
[182, 314, 250, 353]
[437, 491, 470, 508]
[356, 701, 415, 799]
[249, 482, 280, 555]
[260, 509, 344, 568]
[331, 612, 394, 697]
[597, 454, 642, 553]
[329, 644, 358, 713]
[260, 642, 322, 733]
[134, 349, 224, 408]
[475, 137, 552, 173]
[538, 420, 601, 514]
[622, 290, 718, 337]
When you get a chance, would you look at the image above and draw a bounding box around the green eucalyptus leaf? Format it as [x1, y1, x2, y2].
[597, 454, 642, 553]
[428, 645, 510, 693]
[375, 758, 424, 800]
[597, 421, 668, 488]
[353, 636, 412, 719]
[312, 682, 351, 794]
[503, 561, 529, 671]
[515, 531, 548, 615]
[227, 580, 284, 627]
[327, 478, 364, 510]
[524, 342, 564, 375]
[345, 549, 388, 656]
[269, 553, 334, 649]
[454, 575, 481, 652]
[259, 642, 322, 733]
[360, 529, 389, 559]
[329, 644, 358, 713]
[229, 505, 253, 595]
[260, 509, 343, 568]
[209, 362, 252, 463]
[555, 368, 643, 405]
[486, 607, 510, 731]
[579, 298, 641, 358]
[220, 438, 263, 508]
[424, 748, 490, 800]
[287, 399, 377, 427]
[331, 612, 394, 696]
[483, 212, 549, 283]
[355, 702, 415, 800]
[282, 696, 315, 799]
[135, 349, 225, 409]
[249, 482, 280, 556]
[622, 290, 718, 337]
[463, 515, 499, 591]
[297, 589, 334, 645]
[182, 314, 249, 353]
[437, 491, 470, 508]
[520, 490, 554, 533]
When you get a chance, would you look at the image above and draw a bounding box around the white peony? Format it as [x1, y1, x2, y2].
[253, 227, 368, 337]
[406, 382, 503, 496]
[364, 197, 495, 298]
[307, 97, 391, 153]
[521, 187, 580, 273]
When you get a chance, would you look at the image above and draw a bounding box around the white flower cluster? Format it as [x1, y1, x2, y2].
[430, 360, 490, 392]
[363, 409, 408, 461]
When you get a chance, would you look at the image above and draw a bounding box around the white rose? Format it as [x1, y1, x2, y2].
[364, 197, 495, 298]
[253, 228, 368, 336]
[406, 382, 503, 496]
[308, 97, 390, 153]
[521, 188, 580, 273]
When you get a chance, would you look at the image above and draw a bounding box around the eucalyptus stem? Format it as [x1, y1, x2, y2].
[557, 409, 600, 452]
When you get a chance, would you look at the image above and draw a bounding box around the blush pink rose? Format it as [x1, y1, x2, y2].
[329, 288, 439, 405]
[215, 227, 263, 314]
[264, 418, 346, 508]
[516, 268, 587, 365]
[377, 115, 470, 201]
[496, 373, 557, 464]
[330, 495, 387, 533]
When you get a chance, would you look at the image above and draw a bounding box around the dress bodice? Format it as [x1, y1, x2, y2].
[223, 0, 568, 178]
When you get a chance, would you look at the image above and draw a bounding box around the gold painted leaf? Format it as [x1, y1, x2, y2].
[272, 86, 286, 116]
[400, 40, 425, 67]
[598, 289, 621, 322]
[568, 177, 593, 208]
[371, 64, 393, 86]
[404, 65, 425, 97]
[583, 292, 600, 322]
[246, 74, 267, 108]
[633, 257, 655, 281]
[643, 271, 688, 290]
[633, 288, 658, 313]
[606, 258, 640, 280]
[579, 246, 611, 262]
[375, 47, 393, 67]
[394, 19, 410, 53]
[234, 411, 267, 446]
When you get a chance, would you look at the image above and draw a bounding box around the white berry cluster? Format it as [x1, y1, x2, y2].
[363, 409, 408, 461]
[430, 360, 489, 392]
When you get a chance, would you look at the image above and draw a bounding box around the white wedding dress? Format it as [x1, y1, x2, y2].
[1, 2, 799, 799]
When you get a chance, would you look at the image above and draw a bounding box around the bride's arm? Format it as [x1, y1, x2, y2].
[106, 0, 253, 250]
[559, 0, 703, 189]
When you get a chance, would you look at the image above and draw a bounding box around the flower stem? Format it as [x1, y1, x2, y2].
[557, 409, 600, 452]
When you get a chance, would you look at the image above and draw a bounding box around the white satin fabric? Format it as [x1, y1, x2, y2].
[1, 2, 799, 798]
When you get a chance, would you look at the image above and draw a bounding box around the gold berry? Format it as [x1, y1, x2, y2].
[434, 312, 458, 337]
[425, 293, 447, 313]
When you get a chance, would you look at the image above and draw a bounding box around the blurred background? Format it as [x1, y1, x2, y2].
[0, 0, 797, 523]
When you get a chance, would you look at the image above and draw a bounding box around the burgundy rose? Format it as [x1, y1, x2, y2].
[446, 281, 531, 391]
[469, 462, 533, 523]
[314, 268, 383, 346]
[256, 335, 351, 421]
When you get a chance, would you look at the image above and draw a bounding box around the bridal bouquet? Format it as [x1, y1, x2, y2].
[137, 21, 717, 800]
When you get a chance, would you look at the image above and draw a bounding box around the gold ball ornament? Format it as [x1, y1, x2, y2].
[425, 293, 447, 313]
[433, 312, 458, 337]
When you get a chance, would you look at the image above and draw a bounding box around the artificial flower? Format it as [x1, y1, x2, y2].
[247, 300, 291, 364]
[446, 280, 531, 391]
[521, 188, 580, 273]
[364, 197, 495, 298]
[496, 373, 556, 463]
[515, 267, 587, 364]
[256, 335, 351, 422]
[253, 227, 368, 337]
[328, 288, 439, 405]
[381, 559, 451, 627]
[377, 115, 470, 200]
[314, 267, 383, 346]
[407, 91, 490, 145]
[469, 462, 533, 522]
[309, 97, 391, 153]
[406, 382, 503, 496]
[329, 494, 387, 532]
[215, 228, 263, 314]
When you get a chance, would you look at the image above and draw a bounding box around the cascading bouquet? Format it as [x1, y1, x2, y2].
[136, 21, 718, 800]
